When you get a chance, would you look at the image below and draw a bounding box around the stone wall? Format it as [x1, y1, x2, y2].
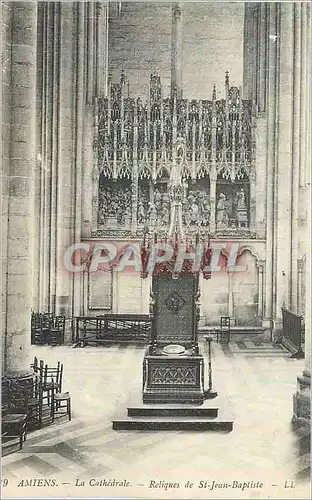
[1, 1, 12, 368]
[108, 1, 244, 99]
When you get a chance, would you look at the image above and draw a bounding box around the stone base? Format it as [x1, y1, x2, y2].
[142, 350, 205, 405]
[198, 316, 206, 328]
[112, 400, 233, 431]
[272, 318, 283, 343]
[292, 371, 310, 426]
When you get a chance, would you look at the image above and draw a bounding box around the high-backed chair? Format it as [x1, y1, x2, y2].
[39, 361, 63, 406]
[216, 316, 231, 344]
[49, 316, 65, 345]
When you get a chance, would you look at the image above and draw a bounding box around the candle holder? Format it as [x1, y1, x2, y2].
[205, 334, 218, 399]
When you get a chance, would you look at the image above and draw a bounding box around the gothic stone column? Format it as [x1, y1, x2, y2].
[292, 3, 311, 427]
[292, 230, 311, 426]
[256, 260, 265, 324]
[3, 2, 37, 385]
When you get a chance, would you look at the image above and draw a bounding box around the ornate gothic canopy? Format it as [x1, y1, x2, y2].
[95, 71, 256, 182]
[93, 72, 257, 238]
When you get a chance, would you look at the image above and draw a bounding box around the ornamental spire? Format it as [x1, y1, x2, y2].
[167, 138, 187, 241]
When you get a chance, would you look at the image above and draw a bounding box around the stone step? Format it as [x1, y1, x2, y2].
[199, 326, 266, 335]
[112, 416, 233, 432]
[127, 406, 219, 418]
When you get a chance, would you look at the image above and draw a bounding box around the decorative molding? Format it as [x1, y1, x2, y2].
[237, 244, 264, 262]
[150, 365, 197, 385]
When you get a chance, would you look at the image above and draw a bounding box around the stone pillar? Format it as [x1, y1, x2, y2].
[81, 105, 95, 239]
[228, 271, 234, 320]
[290, 3, 301, 312]
[96, 1, 109, 97]
[272, 3, 293, 336]
[293, 218, 311, 426]
[263, 4, 277, 328]
[297, 259, 305, 316]
[209, 174, 216, 233]
[256, 260, 265, 322]
[258, 4, 267, 112]
[171, 2, 183, 99]
[72, 2, 85, 318]
[4, 2, 37, 376]
[56, 3, 77, 318]
[292, 3, 311, 427]
[86, 1, 95, 104]
[299, 3, 308, 187]
[243, 3, 257, 100]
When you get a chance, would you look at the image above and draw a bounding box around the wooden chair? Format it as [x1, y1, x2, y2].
[39, 361, 63, 406]
[216, 316, 231, 344]
[41, 312, 53, 344]
[2, 389, 28, 451]
[31, 312, 44, 345]
[27, 375, 44, 429]
[2, 412, 27, 452]
[30, 355, 39, 373]
[50, 381, 71, 423]
[48, 316, 65, 345]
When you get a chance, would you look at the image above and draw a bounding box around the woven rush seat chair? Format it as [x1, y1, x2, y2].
[2, 412, 27, 451]
[2, 389, 28, 451]
[51, 383, 71, 423]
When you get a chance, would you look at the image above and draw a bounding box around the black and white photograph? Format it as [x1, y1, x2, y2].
[1, 1, 311, 499]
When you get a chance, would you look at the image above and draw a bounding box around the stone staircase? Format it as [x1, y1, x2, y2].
[112, 400, 234, 432]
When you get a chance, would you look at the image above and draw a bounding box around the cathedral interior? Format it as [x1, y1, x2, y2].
[1, 1, 311, 498]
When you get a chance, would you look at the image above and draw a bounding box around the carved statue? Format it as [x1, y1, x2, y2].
[190, 197, 199, 225]
[148, 201, 157, 227]
[161, 193, 170, 225]
[154, 188, 162, 210]
[235, 187, 248, 228]
[200, 195, 211, 226]
[216, 192, 229, 228]
[138, 201, 146, 225]
[235, 188, 246, 210]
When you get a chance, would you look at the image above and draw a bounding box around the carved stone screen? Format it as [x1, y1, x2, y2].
[88, 270, 112, 310]
[153, 275, 196, 345]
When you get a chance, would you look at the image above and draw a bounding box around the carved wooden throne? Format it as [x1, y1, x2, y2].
[143, 270, 206, 404]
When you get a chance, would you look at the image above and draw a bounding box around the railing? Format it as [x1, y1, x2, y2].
[75, 314, 152, 346]
[281, 308, 305, 359]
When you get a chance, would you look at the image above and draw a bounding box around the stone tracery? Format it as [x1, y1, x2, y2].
[94, 71, 256, 237]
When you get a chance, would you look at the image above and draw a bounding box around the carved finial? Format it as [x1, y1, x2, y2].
[212, 84, 216, 100]
[173, 2, 182, 17]
[225, 71, 229, 86]
[120, 69, 126, 85]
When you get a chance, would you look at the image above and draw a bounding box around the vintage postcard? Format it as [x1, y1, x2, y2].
[1, 0, 311, 499]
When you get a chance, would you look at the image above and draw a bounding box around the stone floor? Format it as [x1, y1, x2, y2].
[1, 340, 310, 499]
